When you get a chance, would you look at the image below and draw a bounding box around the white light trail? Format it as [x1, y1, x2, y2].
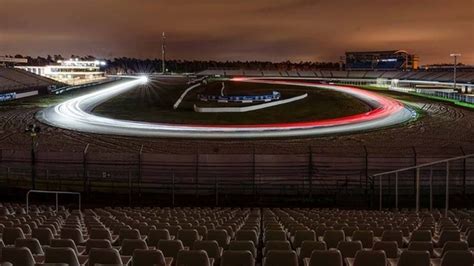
[37, 78, 416, 139]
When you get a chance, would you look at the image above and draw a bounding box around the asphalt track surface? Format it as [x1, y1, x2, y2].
[36, 77, 416, 139]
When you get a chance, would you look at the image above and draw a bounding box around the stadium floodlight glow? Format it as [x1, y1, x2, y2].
[139, 76, 149, 84]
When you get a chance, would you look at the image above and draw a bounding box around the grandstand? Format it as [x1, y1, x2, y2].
[0, 68, 64, 101]
[0, 201, 473, 265]
[199, 69, 474, 84]
[345, 51, 419, 71]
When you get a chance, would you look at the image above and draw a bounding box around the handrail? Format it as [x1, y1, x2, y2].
[26, 190, 81, 214]
[372, 154, 474, 177]
[371, 154, 473, 216]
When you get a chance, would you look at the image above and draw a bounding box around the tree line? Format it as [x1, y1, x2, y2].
[4, 54, 340, 73]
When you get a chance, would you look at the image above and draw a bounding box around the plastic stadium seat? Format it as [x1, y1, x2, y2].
[32, 227, 55, 246]
[235, 230, 259, 246]
[19, 224, 31, 235]
[2, 227, 25, 245]
[467, 230, 474, 247]
[176, 250, 212, 266]
[121, 239, 148, 256]
[116, 228, 144, 245]
[148, 229, 172, 246]
[0, 207, 10, 215]
[350, 230, 374, 248]
[320, 230, 345, 249]
[297, 241, 327, 262]
[132, 249, 170, 266]
[345, 250, 387, 266]
[263, 240, 291, 255]
[44, 247, 81, 266]
[396, 250, 431, 266]
[207, 229, 231, 249]
[408, 241, 434, 257]
[263, 250, 298, 266]
[408, 230, 432, 242]
[434, 230, 460, 248]
[335, 241, 362, 260]
[89, 228, 118, 242]
[139, 225, 156, 235]
[229, 240, 257, 258]
[264, 230, 287, 242]
[342, 226, 359, 238]
[434, 241, 469, 258]
[370, 227, 384, 238]
[14, 238, 44, 255]
[84, 239, 113, 254]
[221, 250, 255, 266]
[39, 224, 58, 235]
[167, 225, 182, 237]
[88, 247, 126, 266]
[177, 229, 200, 247]
[304, 249, 343, 266]
[193, 240, 223, 263]
[59, 228, 87, 246]
[315, 226, 333, 237]
[50, 238, 84, 255]
[194, 226, 208, 238]
[292, 230, 316, 249]
[439, 250, 474, 266]
[380, 230, 404, 247]
[0, 247, 36, 266]
[372, 241, 399, 258]
[157, 239, 185, 261]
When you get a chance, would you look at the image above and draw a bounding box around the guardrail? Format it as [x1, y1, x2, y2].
[26, 190, 81, 214]
[371, 154, 474, 216]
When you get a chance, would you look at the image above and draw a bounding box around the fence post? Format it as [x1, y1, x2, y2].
[412, 146, 417, 203]
[138, 145, 144, 200]
[195, 152, 199, 199]
[172, 174, 175, 207]
[128, 171, 132, 207]
[445, 162, 449, 217]
[308, 146, 313, 200]
[31, 138, 36, 190]
[46, 169, 49, 190]
[83, 144, 89, 195]
[253, 147, 256, 200]
[460, 146, 466, 197]
[363, 145, 369, 207]
[429, 167, 433, 212]
[379, 175, 382, 211]
[215, 176, 218, 207]
[395, 172, 398, 210]
[416, 168, 420, 213]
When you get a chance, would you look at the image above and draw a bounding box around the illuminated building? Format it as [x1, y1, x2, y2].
[16, 58, 107, 85]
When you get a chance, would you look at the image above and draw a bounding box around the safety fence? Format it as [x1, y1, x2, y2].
[0, 146, 473, 208]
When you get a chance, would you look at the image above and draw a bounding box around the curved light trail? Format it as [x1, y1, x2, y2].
[37, 77, 416, 138]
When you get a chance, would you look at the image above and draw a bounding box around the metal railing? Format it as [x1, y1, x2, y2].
[372, 154, 474, 216]
[26, 190, 81, 214]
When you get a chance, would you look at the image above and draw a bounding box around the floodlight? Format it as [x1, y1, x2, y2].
[139, 76, 149, 84]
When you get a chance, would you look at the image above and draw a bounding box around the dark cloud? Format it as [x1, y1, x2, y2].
[0, 0, 472, 64]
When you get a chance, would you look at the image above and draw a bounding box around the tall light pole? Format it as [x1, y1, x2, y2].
[162, 32, 166, 74]
[450, 53, 461, 90]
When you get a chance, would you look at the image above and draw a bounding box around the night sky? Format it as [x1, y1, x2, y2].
[1, 0, 473, 64]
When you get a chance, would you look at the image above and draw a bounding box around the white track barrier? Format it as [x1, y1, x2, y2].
[194, 93, 308, 113]
[173, 83, 201, 109]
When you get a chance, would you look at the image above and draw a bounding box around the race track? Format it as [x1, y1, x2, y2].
[36, 77, 416, 138]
